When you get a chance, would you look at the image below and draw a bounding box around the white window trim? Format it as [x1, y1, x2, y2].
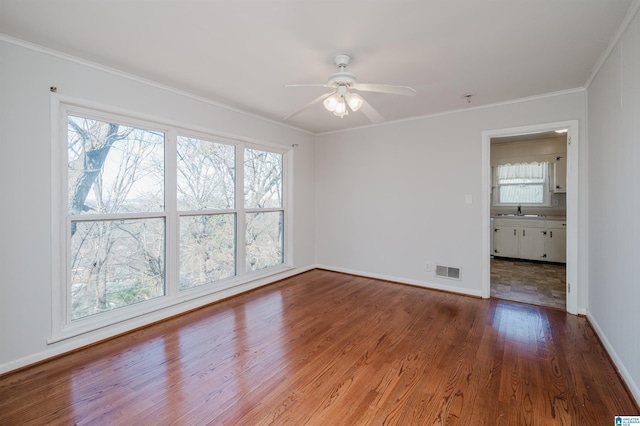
[50, 95, 293, 343]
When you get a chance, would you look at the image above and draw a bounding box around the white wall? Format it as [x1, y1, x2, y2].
[0, 39, 316, 372]
[587, 7, 640, 402]
[316, 92, 586, 298]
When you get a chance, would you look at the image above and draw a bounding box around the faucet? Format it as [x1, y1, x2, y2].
[517, 204, 522, 216]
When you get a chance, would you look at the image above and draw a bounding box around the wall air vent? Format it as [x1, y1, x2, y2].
[435, 265, 461, 280]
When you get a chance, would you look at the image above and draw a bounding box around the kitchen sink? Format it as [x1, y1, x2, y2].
[495, 214, 546, 217]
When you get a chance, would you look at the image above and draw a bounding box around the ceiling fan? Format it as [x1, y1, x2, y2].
[283, 54, 417, 123]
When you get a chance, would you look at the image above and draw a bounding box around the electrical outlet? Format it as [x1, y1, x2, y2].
[425, 263, 431, 271]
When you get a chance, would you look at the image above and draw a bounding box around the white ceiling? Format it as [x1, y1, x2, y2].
[0, 0, 634, 134]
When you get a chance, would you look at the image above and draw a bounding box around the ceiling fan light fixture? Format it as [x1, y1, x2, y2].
[346, 92, 364, 112]
[323, 93, 340, 112]
[333, 99, 348, 117]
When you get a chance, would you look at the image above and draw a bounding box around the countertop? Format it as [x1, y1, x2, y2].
[491, 215, 566, 221]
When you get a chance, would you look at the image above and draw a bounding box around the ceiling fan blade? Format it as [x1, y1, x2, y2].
[283, 91, 335, 121]
[354, 83, 417, 96]
[359, 100, 385, 124]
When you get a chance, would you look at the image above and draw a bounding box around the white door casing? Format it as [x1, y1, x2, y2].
[481, 120, 579, 315]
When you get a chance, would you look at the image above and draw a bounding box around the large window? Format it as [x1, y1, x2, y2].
[54, 103, 290, 338]
[493, 162, 550, 206]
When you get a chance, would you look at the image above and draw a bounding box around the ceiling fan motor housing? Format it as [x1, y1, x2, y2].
[329, 55, 357, 87]
[328, 72, 357, 87]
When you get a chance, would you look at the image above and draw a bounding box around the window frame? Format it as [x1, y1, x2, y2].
[492, 162, 551, 207]
[243, 145, 286, 273]
[50, 96, 293, 342]
[175, 132, 239, 291]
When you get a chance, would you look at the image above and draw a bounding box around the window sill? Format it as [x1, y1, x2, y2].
[48, 264, 295, 344]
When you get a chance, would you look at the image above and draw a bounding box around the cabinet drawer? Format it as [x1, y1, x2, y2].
[546, 220, 566, 229]
[494, 218, 545, 228]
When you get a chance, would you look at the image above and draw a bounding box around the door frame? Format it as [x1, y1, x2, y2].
[481, 120, 579, 315]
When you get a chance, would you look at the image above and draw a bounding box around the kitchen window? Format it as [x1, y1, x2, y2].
[493, 162, 550, 206]
[52, 100, 291, 340]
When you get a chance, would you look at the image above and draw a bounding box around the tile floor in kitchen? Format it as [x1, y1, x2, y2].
[490, 257, 566, 310]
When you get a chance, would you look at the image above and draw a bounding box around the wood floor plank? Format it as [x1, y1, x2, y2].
[0, 269, 637, 425]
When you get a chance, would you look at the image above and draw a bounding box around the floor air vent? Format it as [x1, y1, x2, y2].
[435, 265, 461, 280]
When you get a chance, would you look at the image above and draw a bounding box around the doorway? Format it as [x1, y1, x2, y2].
[481, 121, 579, 314]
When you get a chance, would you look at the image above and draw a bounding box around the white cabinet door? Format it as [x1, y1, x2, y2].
[546, 228, 566, 263]
[519, 227, 546, 261]
[554, 156, 567, 193]
[493, 218, 565, 263]
[494, 226, 519, 258]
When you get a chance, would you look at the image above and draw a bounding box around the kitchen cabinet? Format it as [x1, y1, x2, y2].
[519, 226, 547, 261]
[554, 156, 567, 193]
[493, 225, 519, 258]
[545, 220, 566, 262]
[493, 219, 546, 261]
[493, 217, 565, 263]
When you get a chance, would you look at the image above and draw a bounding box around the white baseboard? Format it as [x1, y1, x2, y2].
[587, 311, 640, 406]
[0, 265, 316, 375]
[314, 264, 483, 298]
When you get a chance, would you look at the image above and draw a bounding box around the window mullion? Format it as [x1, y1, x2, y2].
[166, 128, 178, 297]
[284, 150, 292, 266]
[236, 144, 246, 277]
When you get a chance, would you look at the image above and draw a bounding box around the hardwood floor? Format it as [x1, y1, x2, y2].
[0, 269, 637, 425]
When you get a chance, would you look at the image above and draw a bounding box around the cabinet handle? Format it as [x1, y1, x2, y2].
[542, 231, 547, 235]
[550, 231, 553, 238]
[523, 229, 525, 237]
[514, 229, 516, 236]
